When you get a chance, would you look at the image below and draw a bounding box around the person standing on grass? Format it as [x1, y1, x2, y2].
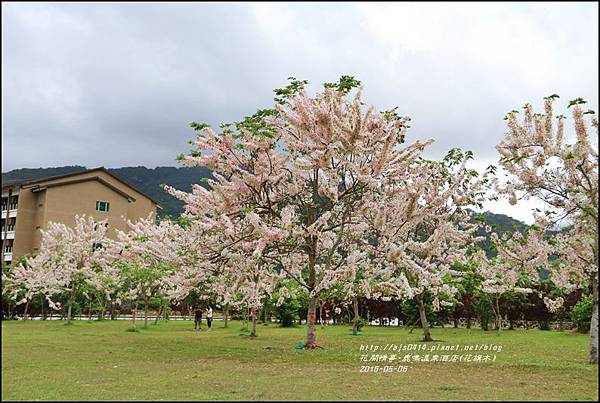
[334, 306, 341, 324]
[194, 305, 202, 330]
[206, 306, 213, 331]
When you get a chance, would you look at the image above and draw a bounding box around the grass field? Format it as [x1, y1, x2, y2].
[2, 319, 598, 401]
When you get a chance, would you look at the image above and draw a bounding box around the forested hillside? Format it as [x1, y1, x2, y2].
[2, 166, 528, 237]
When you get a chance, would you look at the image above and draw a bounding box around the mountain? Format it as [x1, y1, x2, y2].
[109, 166, 213, 218]
[2, 166, 531, 235]
[1, 165, 213, 218]
[470, 210, 528, 234]
[468, 210, 529, 258]
[2, 165, 88, 182]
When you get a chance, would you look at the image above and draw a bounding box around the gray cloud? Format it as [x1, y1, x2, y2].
[2, 2, 598, 220]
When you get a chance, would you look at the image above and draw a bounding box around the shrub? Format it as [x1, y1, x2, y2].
[272, 298, 301, 327]
[571, 294, 593, 333]
[475, 294, 494, 331]
[354, 317, 367, 331]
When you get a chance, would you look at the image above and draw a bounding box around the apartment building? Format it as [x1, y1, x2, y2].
[1, 167, 159, 266]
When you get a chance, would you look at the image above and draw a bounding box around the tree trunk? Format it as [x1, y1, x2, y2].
[495, 296, 502, 333]
[306, 295, 318, 348]
[223, 305, 229, 328]
[143, 297, 149, 329]
[88, 299, 93, 321]
[23, 299, 30, 320]
[154, 299, 163, 325]
[67, 300, 73, 324]
[131, 304, 137, 330]
[263, 302, 269, 324]
[305, 234, 318, 349]
[317, 302, 322, 325]
[590, 274, 598, 364]
[352, 296, 360, 335]
[98, 300, 106, 321]
[110, 300, 115, 320]
[154, 297, 165, 325]
[304, 175, 320, 349]
[41, 295, 45, 320]
[250, 308, 257, 337]
[416, 294, 433, 341]
[466, 317, 472, 329]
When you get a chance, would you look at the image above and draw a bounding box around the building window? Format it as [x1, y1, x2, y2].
[9, 197, 18, 210]
[96, 201, 110, 212]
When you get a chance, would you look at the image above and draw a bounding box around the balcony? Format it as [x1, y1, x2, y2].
[2, 230, 15, 240]
[2, 231, 15, 240]
[1, 206, 18, 218]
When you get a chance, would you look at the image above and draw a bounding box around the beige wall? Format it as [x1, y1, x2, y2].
[32, 190, 47, 254]
[12, 188, 40, 259]
[10, 169, 157, 261]
[42, 181, 131, 240]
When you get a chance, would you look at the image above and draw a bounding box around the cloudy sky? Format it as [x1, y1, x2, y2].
[2, 2, 598, 223]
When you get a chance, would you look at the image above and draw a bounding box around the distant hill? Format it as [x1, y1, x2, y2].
[1, 165, 213, 218]
[2, 165, 88, 183]
[470, 210, 528, 234]
[109, 166, 213, 218]
[2, 166, 531, 236]
[468, 210, 529, 258]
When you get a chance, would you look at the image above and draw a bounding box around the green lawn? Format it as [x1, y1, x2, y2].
[2, 319, 598, 401]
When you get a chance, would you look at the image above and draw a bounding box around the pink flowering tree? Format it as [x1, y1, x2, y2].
[474, 226, 551, 332]
[3, 252, 54, 319]
[166, 76, 434, 348]
[4, 215, 113, 324]
[359, 149, 490, 341]
[496, 95, 598, 363]
[545, 222, 595, 306]
[319, 244, 371, 335]
[163, 202, 287, 336]
[108, 214, 182, 329]
[159, 217, 214, 308]
[226, 257, 281, 336]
